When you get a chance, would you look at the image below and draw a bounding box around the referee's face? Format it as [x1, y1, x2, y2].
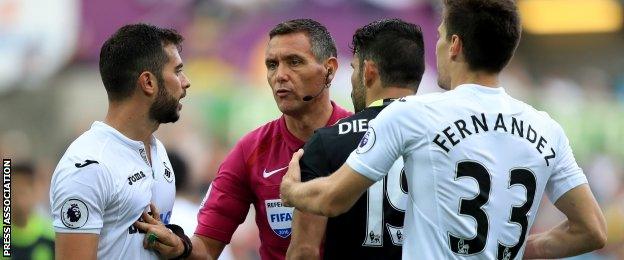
[265, 32, 328, 115]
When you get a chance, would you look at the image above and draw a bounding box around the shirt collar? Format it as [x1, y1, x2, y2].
[90, 121, 155, 150]
[454, 84, 507, 95]
[368, 98, 397, 108]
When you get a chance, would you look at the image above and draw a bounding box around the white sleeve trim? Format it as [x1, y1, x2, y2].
[54, 227, 101, 234]
[346, 153, 385, 182]
[548, 170, 588, 203]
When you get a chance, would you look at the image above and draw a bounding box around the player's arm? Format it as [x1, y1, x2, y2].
[286, 210, 327, 260]
[132, 219, 224, 259]
[56, 233, 99, 260]
[281, 150, 374, 217]
[139, 141, 253, 258]
[524, 124, 606, 258]
[50, 163, 113, 259]
[524, 184, 606, 258]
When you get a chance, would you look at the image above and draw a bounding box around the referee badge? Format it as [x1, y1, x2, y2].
[61, 198, 89, 228]
[356, 127, 376, 154]
[265, 199, 294, 238]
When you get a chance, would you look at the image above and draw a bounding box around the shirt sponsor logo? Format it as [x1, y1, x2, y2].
[60, 198, 89, 228]
[262, 166, 288, 178]
[264, 199, 294, 238]
[356, 127, 376, 154]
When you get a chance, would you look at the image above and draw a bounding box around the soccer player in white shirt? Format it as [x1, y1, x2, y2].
[50, 24, 191, 259]
[280, 0, 607, 259]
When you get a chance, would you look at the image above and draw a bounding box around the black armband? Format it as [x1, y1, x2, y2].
[166, 224, 193, 259]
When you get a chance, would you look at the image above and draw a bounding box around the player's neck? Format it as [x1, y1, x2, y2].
[104, 101, 159, 147]
[366, 86, 414, 106]
[450, 69, 499, 90]
[284, 99, 334, 141]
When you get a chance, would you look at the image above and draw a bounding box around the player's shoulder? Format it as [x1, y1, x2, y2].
[507, 96, 562, 129]
[54, 123, 122, 180]
[153, 137, 171, 157]
[383, 93, 448, 112]
[62, 126, 112, 165]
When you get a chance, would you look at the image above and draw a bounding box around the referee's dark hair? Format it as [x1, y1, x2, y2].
[99, 24, 184, 102]
[351, 18, 425, 91]
[269, 19, 337, 62]
[443, 0, 520, 73]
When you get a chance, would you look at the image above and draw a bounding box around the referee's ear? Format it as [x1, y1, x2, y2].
[137, 71, 158, 97]
[362, 60, 379, 88]
[323, 57, 338, 83]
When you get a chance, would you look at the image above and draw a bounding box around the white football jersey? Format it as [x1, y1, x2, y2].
[346, 84, 587, 260]
[50, 121, 176, 259]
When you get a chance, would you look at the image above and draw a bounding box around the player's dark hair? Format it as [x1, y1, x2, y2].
[443, 0, 521, 73]
[269, 19, 337, 62]
[351, 18, 425, 91]
[167, 150, 189, 191]
[99, 23, 184, 101]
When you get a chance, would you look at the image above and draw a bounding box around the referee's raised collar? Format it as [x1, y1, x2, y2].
[455, 84, 506, 95]
[90, 121, 155, 150]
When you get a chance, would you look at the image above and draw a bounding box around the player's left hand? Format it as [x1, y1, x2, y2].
[280, 149, 304, 207]
[133, 203, 185, 258]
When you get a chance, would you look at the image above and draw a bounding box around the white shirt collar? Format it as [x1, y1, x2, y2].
[90, 121, 156, 150]
[454, 84, 507, 95]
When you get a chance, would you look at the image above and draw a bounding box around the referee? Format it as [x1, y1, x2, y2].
[287, 19, 425, 260]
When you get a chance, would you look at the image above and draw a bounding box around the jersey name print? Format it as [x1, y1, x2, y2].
[431, 113, 556, 165]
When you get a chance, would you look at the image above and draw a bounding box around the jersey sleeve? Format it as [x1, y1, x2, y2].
[50, 163, 115, 234]
[195, 141, 253, 243]
[300, 132, 331, 182]
[346, 102, 409, 182]
[545, 123, 588, 203]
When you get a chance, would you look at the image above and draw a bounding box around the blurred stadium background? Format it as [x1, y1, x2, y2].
[1, 0, 623, 259]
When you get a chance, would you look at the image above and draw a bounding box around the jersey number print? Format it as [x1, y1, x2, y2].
[363, 159, 407, 247]
[448, 160, 537, 260]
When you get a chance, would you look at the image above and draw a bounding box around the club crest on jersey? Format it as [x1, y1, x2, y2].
[163, 162, 174, 183]
[61, 198, 89, 229]
[356, 127, 376, 154]
[265, 199, 294, 238]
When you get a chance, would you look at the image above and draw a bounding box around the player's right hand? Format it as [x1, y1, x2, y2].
[133, 203, 185, 258]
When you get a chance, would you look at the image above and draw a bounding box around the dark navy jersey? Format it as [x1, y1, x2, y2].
[300, 99, 408, 260]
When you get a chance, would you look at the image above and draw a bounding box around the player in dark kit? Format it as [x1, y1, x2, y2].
[286, 19, 425, 260]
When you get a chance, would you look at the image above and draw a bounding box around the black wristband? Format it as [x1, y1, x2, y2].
[165, 224, 193, 259]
